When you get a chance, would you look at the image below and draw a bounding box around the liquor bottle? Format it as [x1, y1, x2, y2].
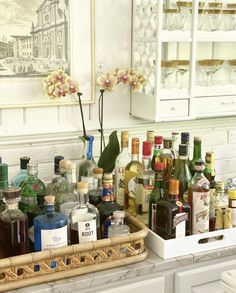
[59, 162, 78, 220]
[34, 195, 68, 251]
[215, 181, 228, 209]
[0, 163, 8, 212]
[156, 179, 191, 239]
[189, 137, 202, 176]
[204, 152, 216, 231]
[115, 131, 131, 208]
[181, 132, 190, 164]
[0, 186, 29, 258]
[124, 137, 143, 215]
[88, 167, 103, 207]
[78, 135, 97, 190]
[108, 210, 130, 237]
[148, 162, 164, 232]
[19, 163, 46, 214]
[97, 173, 122, 238]
[136, 141, 154, 215]
[188, 160, 210, 235]
[46, 155, 64, 194]
[11, 156, 30, 187]
[173, 144, 192, 200]
[151, 136, 163, 171]
[159, 138, 175, 191]
[70, 182, 99, 244]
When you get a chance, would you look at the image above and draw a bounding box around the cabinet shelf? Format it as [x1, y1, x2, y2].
[196, 31, 236, 42]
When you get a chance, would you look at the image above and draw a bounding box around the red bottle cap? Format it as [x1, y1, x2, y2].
[154, 136, 163, 144]
[154, 162, 164, 171]
[143, 141, 152, 156]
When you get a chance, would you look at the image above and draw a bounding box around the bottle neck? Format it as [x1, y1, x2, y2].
[142, 156, 152, 170]
[178, 155, 189, 164]
[86, 137, 94, 161]
[45, 203, 55, 216]
[5, 199, 19, 210]
[101, 185, 115, 202]
[67, 169, 77, 190]
[154, 171, 164, 189]
[131, 153, 139, 161]
[193, 142, 202, 160]
[153, 144, 162, 155]
[78, 190, 88, 206]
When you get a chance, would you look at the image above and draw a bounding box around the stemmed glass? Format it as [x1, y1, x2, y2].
[176, 60, 190, 88]
[227, 59, 236, 84]
[161, 60, 177, 88]
[198, 59, 224, 86]
[163, 9, 178, 30]
[176, 1, 192, 30]
[206, 8, 222, 31]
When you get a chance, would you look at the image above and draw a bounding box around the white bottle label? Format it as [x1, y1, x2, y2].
[116, 167, 125, 206]
[192, 191, 210, 234]
[173, 212, 188, 238]
[81, 176, 94, 190]
[41, 225, 68, 250]
[78, 219, 97, 243]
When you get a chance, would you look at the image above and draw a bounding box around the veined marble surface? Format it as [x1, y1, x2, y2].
[6, 244, 236, 293]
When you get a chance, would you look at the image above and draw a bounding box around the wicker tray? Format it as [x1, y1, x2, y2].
[0, 214, 148, 292]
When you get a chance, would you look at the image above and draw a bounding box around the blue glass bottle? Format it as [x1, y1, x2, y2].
[12, 156, 30, 187]
[34, 195, 68, 252]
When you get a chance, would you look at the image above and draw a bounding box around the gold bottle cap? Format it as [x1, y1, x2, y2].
[131, 137, 140, 154]
[121, 131, 129, 139]
[121, 131, 129, 148]
[216, 181, 225, 191]
[44, 195, 55, 204]
[93, 167, 103, 174]
[169, 179, 179, 195]
[228, 189, 236, 200]
[147, 130, 155, 143]
[77, 181, 88, 190]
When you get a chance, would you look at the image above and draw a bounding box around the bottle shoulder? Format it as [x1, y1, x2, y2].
[0, 209, 27, 222]
[125, 160, 143, 173]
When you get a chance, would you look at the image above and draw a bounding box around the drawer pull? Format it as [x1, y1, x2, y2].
[221, 101, 235, 106]
[170, 107, 176, 111]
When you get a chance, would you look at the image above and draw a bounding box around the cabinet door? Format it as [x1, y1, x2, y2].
[175, 258, 236, 293]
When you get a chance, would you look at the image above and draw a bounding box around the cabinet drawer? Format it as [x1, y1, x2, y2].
[160, 100, 189, 118]
[195, 96, 236, 117]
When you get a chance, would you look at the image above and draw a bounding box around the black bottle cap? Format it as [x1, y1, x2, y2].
[54, 155, 64, 174]
[163, 138, 173, 149]
[181, 132, 190, 144]
[0, 163, 8, 181]
[20, 156, 30, 170]
[179, 144, 188, 156]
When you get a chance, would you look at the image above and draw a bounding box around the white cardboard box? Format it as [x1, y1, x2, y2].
[145, 228, 236, 259]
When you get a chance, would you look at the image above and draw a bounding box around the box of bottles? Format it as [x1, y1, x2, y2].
[145, 227, 236, 259]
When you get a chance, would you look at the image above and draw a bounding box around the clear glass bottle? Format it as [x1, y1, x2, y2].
[124, 137, 143, 216]
[97, 173, 122, 238]
[151, 136, 163, 171]
[136, 141, 154, 215]
[188, 160, 210, 235]
[108, 210, 130, 237]
[88, 167, 103, 207]
[19, 163, 46, 214]
[173, 144, 192, 200]
[70, 182, 99, 244]
[148, 162, 164, 232]
[46, 155, 64, 194]
[115, 131, 131, 208]
[156, 179, 191, 239]
[78, 135, 97, 190]
[34, 195, 68, 251]
[0, 186, 29, 258]
[0, 163, 8, 212]
[189, 137, 202, 176]
[11, 156, 30, 187]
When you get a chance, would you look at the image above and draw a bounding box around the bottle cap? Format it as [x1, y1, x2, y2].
[178, 144, 188, 156]
[27, 163, 38, 175]
[59, 159, 71, 170]
[154, 162, 164, 171]
[181, 132, 190, 144]
[44, 195, 55, 204]
[77, 181, 88, 190]
[93, 167, 103, 174]
[131, 138, 140, 155]
[228, 189, 236, 199]
[121, 131, 129, 139]
[0, 163, 8, 181]
[143, 141, 152, 156]
[3, 186, 21, 199]
[121, 131, 129, 148]
[54, 155, 64, 173]
[194, 136, 202, 142]
[172, 132, 179, 136]
[154, 136, 163, 145]
[169, 179, 179, 195]
[216, 181, 225, 191]
[113, 210, 125, 219]
[163, 138, 173, 149]
[20, 156, 30, 170]
[147, 130, 155, 143]
[205, 151, 215, 163]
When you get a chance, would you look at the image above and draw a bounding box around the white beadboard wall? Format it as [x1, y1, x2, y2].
[0, 0, 235, 184]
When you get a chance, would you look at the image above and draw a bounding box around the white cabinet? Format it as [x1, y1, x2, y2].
[131, 0, 236, 122]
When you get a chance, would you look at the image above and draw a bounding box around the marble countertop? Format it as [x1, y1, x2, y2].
[6, 244, 236, 293]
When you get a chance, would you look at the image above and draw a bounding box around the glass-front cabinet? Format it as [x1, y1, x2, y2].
[131, 0, 236, 121]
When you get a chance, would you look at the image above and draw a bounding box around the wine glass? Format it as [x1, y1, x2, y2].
[227, 59, 236, 83]
[176, 1, 192, 30]
[222, 10, 236, 31]
[161, 60, 177, 88]
[163, 9, 177, 30]
[198, 59, 224, 86]
[207, 9, 222, 31]
[176, 60, 190, 88]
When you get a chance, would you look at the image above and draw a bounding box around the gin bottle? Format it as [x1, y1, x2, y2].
[0, 163, 8, 212]
[70, 182, 99, 244]
[0, 186, 29, 258]
[11, 156, 30, 187]
[115, 131, 131, 208]
[88, 167, 103, 207]
[19, 163, 46, 214]
[108, 210, 130, 237]
[78, 135, 97, 190]
[34, 195, 68, 251]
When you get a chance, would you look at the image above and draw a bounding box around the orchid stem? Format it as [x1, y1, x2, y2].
[77, 92, 87, 138]
[98, 89, 105, 155]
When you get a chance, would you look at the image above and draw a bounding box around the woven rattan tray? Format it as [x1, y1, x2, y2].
[0, 214, 148, 292]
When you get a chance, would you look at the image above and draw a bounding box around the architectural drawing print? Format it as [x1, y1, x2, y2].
[0, 0, 69, 77]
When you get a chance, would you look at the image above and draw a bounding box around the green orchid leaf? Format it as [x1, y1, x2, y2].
[98, 131, 120, 173]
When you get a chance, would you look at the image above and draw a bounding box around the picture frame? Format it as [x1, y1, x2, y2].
[0, 0, 95, 109]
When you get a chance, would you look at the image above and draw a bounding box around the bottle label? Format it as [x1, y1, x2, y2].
[173, 212, 188, 238]
[81, 176, 94, 190]
[151, 203, 157, 231]
[197, 178, 209, 188]
[136, 178, 154, 213]
[192, 191, 210, 234]
[41, 225, 68, 250]
[78, 219, 97, 243]
[231, 200, 236, 208]
[125, 170, 137, 214]
[116, 167, 125, 207]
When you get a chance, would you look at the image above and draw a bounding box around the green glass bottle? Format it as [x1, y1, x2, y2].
[173, 144, 192, 201]
[148, 162, 164, 233]
[0, 163, 8, 212]
[19, 163, 46, 214]
[189, 137, 202, 176]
